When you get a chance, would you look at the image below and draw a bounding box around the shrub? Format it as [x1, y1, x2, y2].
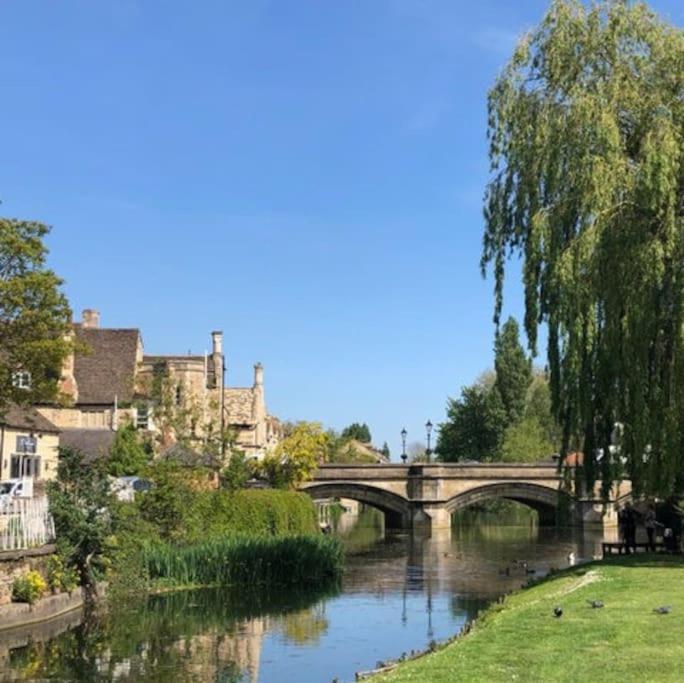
[12, 570, 47, 605]
[46, 555, 79, 594]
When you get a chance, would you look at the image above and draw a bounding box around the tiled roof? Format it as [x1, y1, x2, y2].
[59, 429, 116, 461]
[74, 327, 140, 405]
[0, 405, 60, 434]
[224, 388, 254, 425]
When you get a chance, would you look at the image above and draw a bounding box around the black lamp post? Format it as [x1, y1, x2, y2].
[401, 428, 408, 464]
[425, 420, 433, 464]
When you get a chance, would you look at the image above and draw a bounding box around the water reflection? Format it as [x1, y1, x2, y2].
[1, 506, 613, 682]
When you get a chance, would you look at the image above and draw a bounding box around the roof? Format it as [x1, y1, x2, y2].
[59, 429, 116, 461]
[160, 443, 216, 467]
[224, 388, 255, 425]
[0, 405, 60, 434]
[74, 327, 141, 404]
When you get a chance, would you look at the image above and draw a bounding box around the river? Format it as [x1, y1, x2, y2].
[0, 508, 614, 682]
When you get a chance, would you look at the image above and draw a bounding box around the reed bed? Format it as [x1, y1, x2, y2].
[142, 534, 344, 588]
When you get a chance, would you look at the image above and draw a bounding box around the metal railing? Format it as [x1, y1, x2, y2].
[0, 497, 55, 552]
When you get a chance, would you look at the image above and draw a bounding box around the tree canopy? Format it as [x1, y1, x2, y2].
[341, 422, 372, 443]
[0, 221, 72, 413]
[494, 317, 533, 424]
[482, 0, 684, 496]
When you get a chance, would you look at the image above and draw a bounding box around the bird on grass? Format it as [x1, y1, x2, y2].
[553, 606, 563, 618]
[653, 606, 672, 615]
[587, 600, 604, 609]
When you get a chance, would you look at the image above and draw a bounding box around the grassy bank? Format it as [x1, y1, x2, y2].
[373, 555, 684, 683]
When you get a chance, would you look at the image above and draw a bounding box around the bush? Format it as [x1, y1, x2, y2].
[12, 570, 47, 605]
[46, 555, 79, 594]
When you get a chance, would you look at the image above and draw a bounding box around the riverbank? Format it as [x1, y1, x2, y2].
[371, 554, 684, 683]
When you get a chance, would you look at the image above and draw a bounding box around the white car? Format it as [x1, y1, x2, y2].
[0, 479, 33, 512]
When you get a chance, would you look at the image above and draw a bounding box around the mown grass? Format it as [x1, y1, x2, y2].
[142, 534, 344, 588]
[373, 555, 684, 683]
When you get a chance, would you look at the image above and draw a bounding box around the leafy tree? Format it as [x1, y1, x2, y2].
[138, 460, 190, 540]
[482, 0, 684, 496]
[221, 449, 254, 491]
[341, 422, 371, 443]
[500, 416, 555, 463]
[47, 447, 113, 595]
[436, 380, 506, 462]
[107, 423, 150, 476]
[525, 371, 563, 450]
[494, 317, 532, 425]
[381, 442, 391, 460]
[407, 442, 427, 463]
[0, 220, 72, 414]
[259, 422, 329, 488]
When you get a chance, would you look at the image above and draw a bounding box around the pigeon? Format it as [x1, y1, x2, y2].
[587, 600, 604, 609]
[553, 606, 563, 618]
[653, 606, 672, 614]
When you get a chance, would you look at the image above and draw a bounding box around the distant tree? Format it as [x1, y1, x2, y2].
[0, 220, 72, 414]
[436, 380, 506, 462]
[341, 422, 372, 443]
[47, 447, 113, 595]
[407, 442, 427, 463]
[107, 423, 150, 476]
[494, 317, 532, 426]
[525, 371, 562, 450]
[221, 450, 254, 491]
[381, 442, 391, 460]
[259, 422, 329, 488]
[500, 417, 555, 463]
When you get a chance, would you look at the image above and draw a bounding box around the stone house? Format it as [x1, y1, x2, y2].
[37, 309, 282, 463]
[0, 406, 60, 483]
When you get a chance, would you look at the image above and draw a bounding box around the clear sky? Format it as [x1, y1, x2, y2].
[1, 1, 681, 458]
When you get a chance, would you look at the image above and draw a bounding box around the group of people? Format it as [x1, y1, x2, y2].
[618, 502, 680, 553]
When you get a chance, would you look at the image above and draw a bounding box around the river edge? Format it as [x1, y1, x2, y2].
[366, 554, 684, 682]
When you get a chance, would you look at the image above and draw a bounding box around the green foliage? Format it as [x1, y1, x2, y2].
[341, 422, 372, 443]
[221, 449, 254, 491]
[500, 416, 555, 463]
[0, 220, 72, 413]
[107, 423, 150, 476]
[46, 554, 79, 594]
[381, 442, 391, 459]
[437, 380, 506, 462]
[259, 421, 329, 488]
[494, 318, 532, 425]
[12, 570, 47, 605]
[47, 447, 113, 592]
[326, 430, 378, 464]
[482, 0, 684, 496]
[138, 460, 189, 540]
[142, 535, 343, 588]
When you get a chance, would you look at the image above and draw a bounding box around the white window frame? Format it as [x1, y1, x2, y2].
[12, 371, 31, 390]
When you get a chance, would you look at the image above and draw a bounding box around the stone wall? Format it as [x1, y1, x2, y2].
[0, 545, 55, 606]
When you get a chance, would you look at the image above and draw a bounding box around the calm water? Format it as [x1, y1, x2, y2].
[0, 510, 611, 682]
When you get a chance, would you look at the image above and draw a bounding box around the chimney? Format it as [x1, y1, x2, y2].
[211, 331, 224, 389]
[254, 362, 264, 386]
[82, 309, 100, 328]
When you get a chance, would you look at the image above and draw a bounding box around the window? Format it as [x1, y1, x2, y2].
[16, 436, 37, 454]
[11, 455, 41, 479]
[12, 371, 31, 390]
[136, 404, 150, 430]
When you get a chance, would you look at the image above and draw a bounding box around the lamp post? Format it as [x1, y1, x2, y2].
[401, 428, 408, 464]
[425, 420, 433, 464]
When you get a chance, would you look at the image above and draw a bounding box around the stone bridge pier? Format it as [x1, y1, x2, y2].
[300, 463, 630, 534]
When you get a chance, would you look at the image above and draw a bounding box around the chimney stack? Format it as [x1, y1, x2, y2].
[211, 331, 224, 389]
[254, 362, 264, 386]
[82, 309, 100, 329]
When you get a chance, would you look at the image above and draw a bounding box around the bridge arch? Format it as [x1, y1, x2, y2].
[445, 482, 574, 525]
[300, 482, 411, 529]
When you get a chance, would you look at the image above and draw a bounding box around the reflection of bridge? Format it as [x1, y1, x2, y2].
[300, 463, 631, 532]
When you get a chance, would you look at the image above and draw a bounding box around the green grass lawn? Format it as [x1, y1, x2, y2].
[373, 555, 684, 683]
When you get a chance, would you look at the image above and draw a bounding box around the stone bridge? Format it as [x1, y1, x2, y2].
[299, 463, 631, 532]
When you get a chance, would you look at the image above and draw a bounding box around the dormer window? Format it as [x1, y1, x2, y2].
[12, 371, 31, 390]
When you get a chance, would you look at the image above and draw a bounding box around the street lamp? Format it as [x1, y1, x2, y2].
[425, 420, 433, 464]
[401, 428, 408, 464]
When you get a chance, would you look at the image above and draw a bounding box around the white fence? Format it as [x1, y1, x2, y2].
[0, 497, 55, 552]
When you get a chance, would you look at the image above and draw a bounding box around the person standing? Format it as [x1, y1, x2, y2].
[644, 504, 658, 552]
[624, 502, 637, 554]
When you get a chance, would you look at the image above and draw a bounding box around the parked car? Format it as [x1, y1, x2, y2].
[0, 478, 34, 512]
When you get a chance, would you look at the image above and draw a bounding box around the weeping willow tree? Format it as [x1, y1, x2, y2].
[482, 0, 683, 497]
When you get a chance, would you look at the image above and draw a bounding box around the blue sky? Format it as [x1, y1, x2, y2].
[1, 1, 681, 458]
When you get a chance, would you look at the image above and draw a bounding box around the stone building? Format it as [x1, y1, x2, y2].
[38, 310, 281, 462]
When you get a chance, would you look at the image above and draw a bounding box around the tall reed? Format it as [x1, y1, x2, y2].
[142, 534, 343, 588]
